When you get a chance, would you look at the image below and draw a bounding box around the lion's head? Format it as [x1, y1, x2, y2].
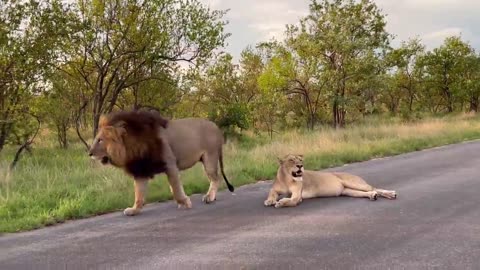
[88, 110, 169, 175]
[89, 121, 127, 166]
[278, 154, 304, 181]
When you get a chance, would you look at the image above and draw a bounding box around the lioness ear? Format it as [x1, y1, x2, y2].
[297, 154, 304, 159]
[277, 157, 284, 164]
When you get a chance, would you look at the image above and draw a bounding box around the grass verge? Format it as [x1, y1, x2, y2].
[1, 114, 480, 233]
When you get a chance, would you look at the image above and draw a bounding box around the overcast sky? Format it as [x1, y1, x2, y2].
[200, 0, 480, 61]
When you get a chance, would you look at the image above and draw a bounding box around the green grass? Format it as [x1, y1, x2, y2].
[2, 113, 480, 233]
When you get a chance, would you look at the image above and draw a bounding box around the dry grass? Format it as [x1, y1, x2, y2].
[226, 116, 480, 171]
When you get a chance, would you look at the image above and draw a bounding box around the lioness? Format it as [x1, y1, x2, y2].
[264, 154, 396, 208]
[88, 110, 234, 216]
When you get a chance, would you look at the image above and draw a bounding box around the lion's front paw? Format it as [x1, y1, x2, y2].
[177, 196, 192, 209]
[264, 199, 276, 207]
[123, 207, 141, 216]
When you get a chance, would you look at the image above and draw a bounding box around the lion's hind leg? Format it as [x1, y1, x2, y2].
[201, 152, 221, 204]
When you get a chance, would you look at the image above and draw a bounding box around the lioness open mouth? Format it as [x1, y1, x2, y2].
[292, 171, 303, 177]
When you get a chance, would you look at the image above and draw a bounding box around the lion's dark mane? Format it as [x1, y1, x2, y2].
[106, 110, 170, 179]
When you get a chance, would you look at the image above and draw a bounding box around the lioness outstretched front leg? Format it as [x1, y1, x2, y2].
[264, 189, 279, 206]
[166, 167, 192, 209]
[124, 179, 148, 216]
[274, 186, 302, 208]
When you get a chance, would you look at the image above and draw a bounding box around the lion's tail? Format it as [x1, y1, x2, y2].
[219, 148, 234, 192]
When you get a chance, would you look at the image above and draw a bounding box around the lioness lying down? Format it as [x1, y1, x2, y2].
[264, 155, 397, 208]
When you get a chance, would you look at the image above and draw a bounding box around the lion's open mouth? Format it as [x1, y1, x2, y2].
[292, 170, 303, 177]
[101, 156, 110, 164]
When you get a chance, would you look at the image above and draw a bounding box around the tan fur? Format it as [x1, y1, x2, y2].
[264, 155, 397, 208]
[89, 110, 234, 216]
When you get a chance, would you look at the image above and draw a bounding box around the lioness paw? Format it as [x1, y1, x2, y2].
[123, 207, 141, 216]
[264, 199, 276, 207]
[274, 201, 284, 208]
[387, 191, 397, 199]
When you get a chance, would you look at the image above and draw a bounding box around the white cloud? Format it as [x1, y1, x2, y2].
[201, 0, 221, 8]
[424, 27, 463, 40]
[199, 0, 480, 60]
[248, 22, 287, 41]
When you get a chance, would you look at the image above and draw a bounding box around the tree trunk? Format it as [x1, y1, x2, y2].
[444, 87, 454, 113]
[442, 66, 453, 113]
[333, 100, 346, 129]
[92, 113, 101, 138]
[469, 95, 479, 112]
[387, 94, 398, 115]
[0, 122, 12, 152]
[333, 80, 346, 129]
[307, 112, 315, 130]
[56, 123, 68, 149]
[75, 101, 89, 150]
[408, 91, 414, 112]
[10, 114, 40, 170]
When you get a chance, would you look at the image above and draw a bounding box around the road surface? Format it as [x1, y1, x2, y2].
[1, 141, 480, 269]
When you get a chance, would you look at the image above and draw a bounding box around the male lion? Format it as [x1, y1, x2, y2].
[264, 154, 396, 208]
[88, 110, 234, 216]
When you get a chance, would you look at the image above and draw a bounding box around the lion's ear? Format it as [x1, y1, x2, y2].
[99, 115, 109, 127]
[113, 121, 127, 136]
[114, 120, 126, 128]
[157, 116, 168, 128]
[116, 127, 126, 136]
[102, 126, 115, 136]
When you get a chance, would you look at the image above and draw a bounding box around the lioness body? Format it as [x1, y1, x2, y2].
[265, 155, 396, 208]
[89, 111, 234, 216]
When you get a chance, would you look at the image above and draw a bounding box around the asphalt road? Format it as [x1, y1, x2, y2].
[2, 141, 480, 270]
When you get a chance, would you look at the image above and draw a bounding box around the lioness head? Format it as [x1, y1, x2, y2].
[89, 116, 127, 167]
[278, 154, 304, 181]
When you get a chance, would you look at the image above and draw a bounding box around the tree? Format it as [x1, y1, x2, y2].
[38, 71, 84, 149]
[298, 0, 390, 128]
[257, 64, 287, 137]
[194, 53, 254, 133]
[418, 36, 474, 113]
[0, 0, 61, 152]
[56, 0, 229, 137]
[457, 53, 480, 112]
[386, 38, 425, 112]
[258, 41, 326, 130]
